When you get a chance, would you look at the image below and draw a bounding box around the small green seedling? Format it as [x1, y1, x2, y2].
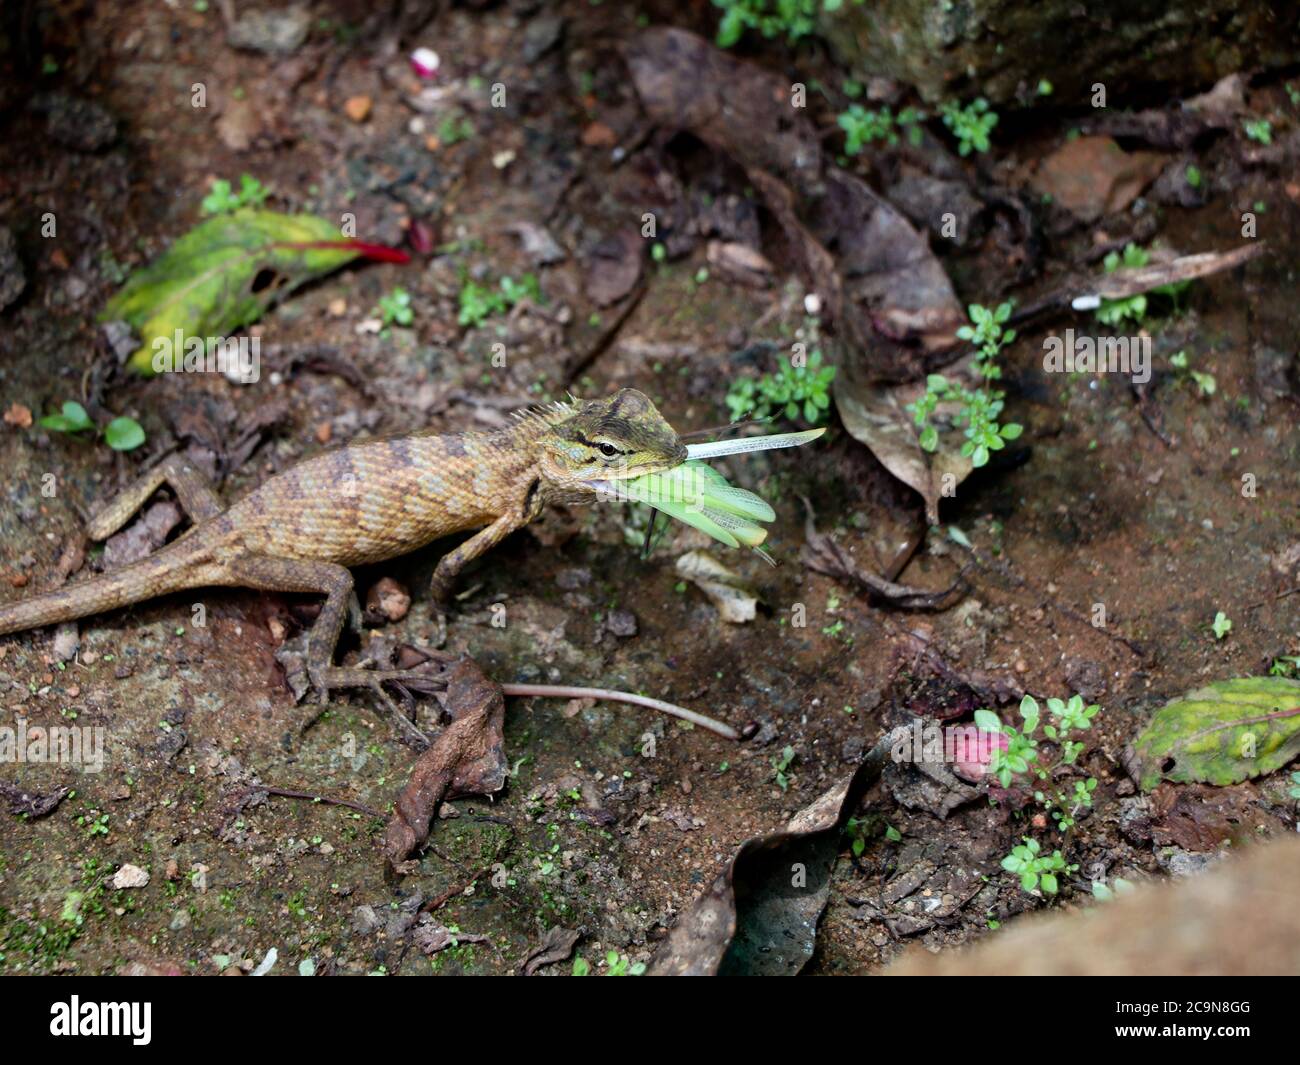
[1168, 350, 1216, 397]
[436, 113, 475, 145]
[712, 0, 840, 48]
[1000, 837, 1076, 895]
[1268, 656, 1300, 678]
[375, 287, 414, 327]
[726, 346, 835, 425]
[939, 97, 998, 156]
[1097, 243, 1192, 324]
[604, 951, 646, 976]
[40, 401, 145, 452]
[1243, 118, 1273, 145]
[1211, 611, 1232, 640]
[978, 693, 1101, 897]
[772, 745, 796, 792]
[458, 273, 541, 328]
[910, 301, 1021, 466]
[201, 174, 270, 215]
[838, 104, 926, 152]
[976, 700, 1039, 788]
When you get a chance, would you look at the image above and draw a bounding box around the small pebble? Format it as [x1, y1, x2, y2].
[344, 95, 372, 123]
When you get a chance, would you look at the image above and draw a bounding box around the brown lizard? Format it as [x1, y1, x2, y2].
[0, 388, 686, 702]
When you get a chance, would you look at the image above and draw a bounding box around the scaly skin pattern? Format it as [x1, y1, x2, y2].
[0, 388, 686, 697]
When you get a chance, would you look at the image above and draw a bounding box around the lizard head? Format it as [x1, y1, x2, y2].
[538, 388, 687, 492]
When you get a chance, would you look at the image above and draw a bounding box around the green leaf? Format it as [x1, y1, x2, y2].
[104, 417, 146, 451]
[102, 210, 365, 374]
[39, 401, 93, 433]
[974, 708, 1002, 733]
[1020, 871, 1038, 892]
[1039, 873, 1058, 895]
[1130, 677, 1300, 790]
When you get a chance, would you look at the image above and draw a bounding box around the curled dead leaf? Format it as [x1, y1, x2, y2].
[676, 551, 759, 623]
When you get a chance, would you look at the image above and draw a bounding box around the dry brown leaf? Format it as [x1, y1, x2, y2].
[676, 551, 758, 623]
[835, 354, 982, 525]
[1031, 136, 1167, 221]
[384, 657, 508, 872]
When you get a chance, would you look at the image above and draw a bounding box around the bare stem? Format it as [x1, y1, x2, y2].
[500, 683, 740, 741]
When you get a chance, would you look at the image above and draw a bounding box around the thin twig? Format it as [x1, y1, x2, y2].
[500, 683, 740, 740]
[1244, 585, 1300, 612]
[420, 865, 494, 913]
[262, 787, 384, 819]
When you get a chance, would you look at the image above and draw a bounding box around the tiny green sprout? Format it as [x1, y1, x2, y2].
[1036, 79, 1053, 96]
[725, 344, 835, 426]
[105, 418, 145, 451]
[885, 824, 903, 843]
[1097, 242, 1191, 323]
[572, 957, 591, 976]
[1000, 837, 1077, 895]
[375, 287, 414, 327]
[837, 104, 925, 152]
[976, 704, 1039, 788]
[201, 173, 269, 215]
[910, 302, 1020, 464]
[41, 402, 145, 452]
[1211, 611, 1232, 640]
[1046, 694, 1099, 735]
[604, 951, 645, 976]
[1268, 656, 1300, 678]
[39, 401, 93, 434]
[1168, 349, 1216, 396]
[436, 112, 475, 145]
[1243, 118, 1273, 145]
[1188, 370, 1216, 397]
[711, 0, 841, 48]
[773, 745, 796, 791]
[844, 816, 869, 856]
[457, 273, 542, 328]
[939, 97, 998, 156]
[1185, 165, 1202, 188]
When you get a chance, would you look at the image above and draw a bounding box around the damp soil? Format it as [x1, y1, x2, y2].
[0, 1, 1296, 975]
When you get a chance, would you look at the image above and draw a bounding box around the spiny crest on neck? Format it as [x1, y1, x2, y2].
[505, 395, 578, 438]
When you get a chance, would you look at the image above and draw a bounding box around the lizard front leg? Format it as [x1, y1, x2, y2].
[87, 456, 225, 539]
[227, 554, 448, 742]
[427, 511, 530, 640]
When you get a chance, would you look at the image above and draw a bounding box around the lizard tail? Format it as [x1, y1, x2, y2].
[0, 537, 216, 636]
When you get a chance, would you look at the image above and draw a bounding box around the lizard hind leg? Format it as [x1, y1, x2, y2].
[227, 554, 449, 739]
[87, 457, 225, 540]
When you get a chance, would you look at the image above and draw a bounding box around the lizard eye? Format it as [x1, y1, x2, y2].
[597, 442, 618, 457]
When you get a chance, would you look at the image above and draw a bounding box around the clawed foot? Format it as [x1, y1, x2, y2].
[427, 580, 452, 649]
[307, 663, 451, 746]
